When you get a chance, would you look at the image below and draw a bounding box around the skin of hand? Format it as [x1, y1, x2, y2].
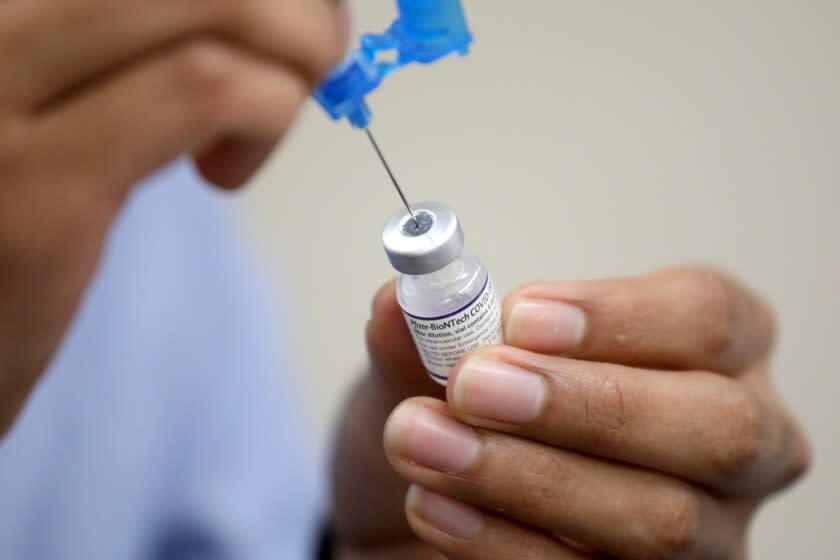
[0, 0, 350, 435]
[333, 267, 811, 560]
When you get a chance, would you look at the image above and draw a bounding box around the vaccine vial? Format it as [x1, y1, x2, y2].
[382, 202, 503, 385]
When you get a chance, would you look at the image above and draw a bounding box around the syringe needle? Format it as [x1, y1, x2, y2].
[364, 127, 417, 224]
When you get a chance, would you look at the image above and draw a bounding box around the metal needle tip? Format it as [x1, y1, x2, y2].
[364, 128, 417, 225]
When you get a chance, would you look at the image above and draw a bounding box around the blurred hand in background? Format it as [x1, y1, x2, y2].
[0, 0, 349, 434]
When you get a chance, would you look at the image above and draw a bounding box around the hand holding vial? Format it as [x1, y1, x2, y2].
[332, 268, 811, 559]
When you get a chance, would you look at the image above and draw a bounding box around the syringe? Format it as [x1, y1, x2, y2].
[314, 0, 473, 217]
[314, 0, 473, 129]
[314, 2, 496, 387]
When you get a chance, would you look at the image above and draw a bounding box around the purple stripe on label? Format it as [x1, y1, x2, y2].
[428, 370, 449, 382]
[402, 274, 490, 321]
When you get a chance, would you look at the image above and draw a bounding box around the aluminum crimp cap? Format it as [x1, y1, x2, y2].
[382, 201, 464, 275]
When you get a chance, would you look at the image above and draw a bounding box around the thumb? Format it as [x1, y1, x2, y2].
[330, 281, 445, 548]
[366, 280, 446, 403]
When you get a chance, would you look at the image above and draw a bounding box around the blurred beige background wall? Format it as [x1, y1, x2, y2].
[240, 1, 838, 557]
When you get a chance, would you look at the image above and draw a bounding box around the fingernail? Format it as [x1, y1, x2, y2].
[505, 298, 586, 352]
[385, 403, 480, 474]
[407, 485, 483, 539]
[454, 358, 546, 424]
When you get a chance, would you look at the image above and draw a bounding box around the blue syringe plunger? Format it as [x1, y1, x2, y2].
[314, 0, 473, 128]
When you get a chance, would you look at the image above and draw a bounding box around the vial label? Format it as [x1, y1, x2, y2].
[401, 275, 503, 385]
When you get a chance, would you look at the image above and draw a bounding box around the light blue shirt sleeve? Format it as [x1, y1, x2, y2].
[0, 161, 323, 559]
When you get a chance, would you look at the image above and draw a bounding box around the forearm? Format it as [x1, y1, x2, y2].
[0, 336, 48, 436]
[0, 317, 73, 437]
[0, 370, 36, 437]
[0, 242, 101, 438]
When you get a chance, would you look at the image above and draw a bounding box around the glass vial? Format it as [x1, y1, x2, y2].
[382, 202, 503, 385]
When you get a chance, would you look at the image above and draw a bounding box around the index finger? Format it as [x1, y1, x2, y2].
[445, 347, 804, 496]
[503, 266, 775, 375]
[0, 0, 343, 111]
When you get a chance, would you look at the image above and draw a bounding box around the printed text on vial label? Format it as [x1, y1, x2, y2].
[403, 279, 503, 380]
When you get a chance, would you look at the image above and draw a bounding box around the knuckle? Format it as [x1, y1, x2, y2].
[648, 487, 701, 559]
[311, 28, 342, 71]
[505, 450, 555, 511]
[776, 415, 813, 488]
[787, 432, 813, 483]
[170, 42, 241, 112]
[304, 43, 341, 84]
[685, 267, 738, 360]
[579, 373, 630, 447]
[714, 385, 766, 478]
[484, 440, 570, 514]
